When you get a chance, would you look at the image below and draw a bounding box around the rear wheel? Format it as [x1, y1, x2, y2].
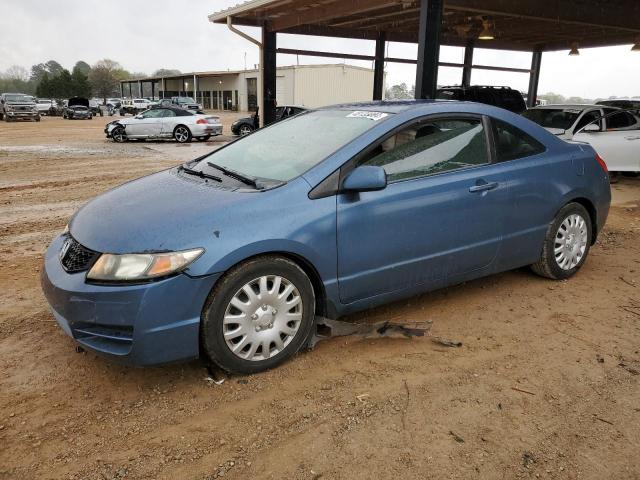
[173, 125, 192, 143]
[201, 256, 315, 374]
[531, 203, 592, 280]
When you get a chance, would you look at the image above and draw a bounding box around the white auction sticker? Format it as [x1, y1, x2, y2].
[347, 111, 389, 121]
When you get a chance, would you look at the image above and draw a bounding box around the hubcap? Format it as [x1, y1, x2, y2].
[554, 213, 588, 270]
[240, 126, 252, 135]
[223, 275, 303, 362]
[175, 127, 189, 142]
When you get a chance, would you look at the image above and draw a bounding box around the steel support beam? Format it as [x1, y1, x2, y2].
[262, 29, 277, 125]
[373, 32, 387, 100]
[461, 39, 474, 87]
[527, 49, 542, 108]
[415, 0, 443, 99]
[120, 83, 124, 98]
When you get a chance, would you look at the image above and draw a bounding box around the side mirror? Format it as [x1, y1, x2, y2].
[583, 123, 601, 133]
[342, 166, 387, 192]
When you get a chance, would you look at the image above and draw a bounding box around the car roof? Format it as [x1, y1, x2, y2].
[530, 104, 618, 111]
[318, 99, 445, 114]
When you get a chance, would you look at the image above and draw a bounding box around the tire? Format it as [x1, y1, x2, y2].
[173, 125, 192, 143]
[201, 255, 316, 374]
[239, 124, 253, 136]
[531, 202, 592, 280]
[0, 112, 3, 121]
[111, 126, 127, 143]
[35, 117, 40, 122]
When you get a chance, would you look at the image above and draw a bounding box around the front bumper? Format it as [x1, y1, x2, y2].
[5, 110, 39, 119]
[41, 234, 220, 365]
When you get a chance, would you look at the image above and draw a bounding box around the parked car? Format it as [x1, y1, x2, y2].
[171, 96, 203, 111]
[35, 98, 57, 116]
[596, 98, 640, 115]
[104, 106, 222, 143]
[523, 104, 640, 178]
[436, 85, 527, 113]
[42, 100, 610, 373]
[89, 98, 104, 117]
[119, 98, 154, 116]
[231, 105, 307, 135]
[0, 92, 40, 121]
[62, 97, 93, 120]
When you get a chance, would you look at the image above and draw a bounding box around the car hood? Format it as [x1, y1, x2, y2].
[68, 97, 90, 107]
[70, 168, 270, 254]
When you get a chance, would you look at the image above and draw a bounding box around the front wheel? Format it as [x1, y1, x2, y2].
[531, 203, 592, 280]
[201, 256, 315, 374]
[173, 125, 192, 143]
[239, 124, 253, 136]
[111, 126, 127, 143]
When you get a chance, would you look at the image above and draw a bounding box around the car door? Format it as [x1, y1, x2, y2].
[573, 108, 640, 171]
[336, 115, 507, 304]
[126, 108, 165, 137]
[160, 108, 179, 135]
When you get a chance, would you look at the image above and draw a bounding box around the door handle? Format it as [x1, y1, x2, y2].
[469, 181, 498, 193]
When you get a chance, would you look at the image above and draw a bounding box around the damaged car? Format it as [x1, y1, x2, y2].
[0, 93, 40, 122]
[42, 100, 610, 374]
[104, 106, 222, 143]
[62, 97, 93, 120]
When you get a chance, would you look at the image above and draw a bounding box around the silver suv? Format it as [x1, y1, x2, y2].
[0, 93, 40, 122]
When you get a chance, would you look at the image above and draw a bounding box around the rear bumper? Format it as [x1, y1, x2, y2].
[41, 234, 221, 365]
[192, 124, 222, 136]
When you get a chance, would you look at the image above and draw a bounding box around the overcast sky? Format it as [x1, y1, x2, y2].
[2, 0, 639, 99]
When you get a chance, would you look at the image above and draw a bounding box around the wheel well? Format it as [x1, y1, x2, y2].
[569, 197, 598, 244]
[173, 124, 190, 133]
[217, 252, 328, 317]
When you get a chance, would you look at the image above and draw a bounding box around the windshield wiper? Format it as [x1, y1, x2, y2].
[207, 161, 261, 189]
[179, 164, 222, 182]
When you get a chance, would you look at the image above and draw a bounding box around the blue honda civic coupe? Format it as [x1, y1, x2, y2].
[42, 100, 611, 373]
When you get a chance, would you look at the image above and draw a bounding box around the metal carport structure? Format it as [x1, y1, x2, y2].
[210, 0, 640, 126]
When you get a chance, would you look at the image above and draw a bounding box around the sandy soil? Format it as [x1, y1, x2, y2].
[1, 116, 639, 480]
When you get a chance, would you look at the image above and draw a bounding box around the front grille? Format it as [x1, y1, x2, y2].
[60, 236, 100, 273]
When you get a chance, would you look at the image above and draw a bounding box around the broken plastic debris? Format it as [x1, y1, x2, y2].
[307, 316, 432, 349]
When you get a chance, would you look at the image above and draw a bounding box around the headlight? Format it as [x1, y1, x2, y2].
[87, 248, 204, 281]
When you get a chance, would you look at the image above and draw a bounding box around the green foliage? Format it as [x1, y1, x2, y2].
[385, 83, 415, 100]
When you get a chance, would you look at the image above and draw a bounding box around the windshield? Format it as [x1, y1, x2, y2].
[195, 109, 390, 182]
[522, 108, 580, 131]
[178, 97, 195, 103]
[5, 94, 32, 103]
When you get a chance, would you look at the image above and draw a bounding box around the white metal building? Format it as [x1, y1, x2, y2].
[121, 64, 381, 112]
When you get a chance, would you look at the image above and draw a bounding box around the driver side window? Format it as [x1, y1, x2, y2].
[141, 109, 164, 119]
[575, 111, 602, 132]
[359, 117, 489, 182]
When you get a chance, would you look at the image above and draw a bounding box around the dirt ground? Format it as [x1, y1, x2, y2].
[1, 116, 639, 480]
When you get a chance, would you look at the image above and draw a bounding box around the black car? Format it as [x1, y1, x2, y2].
[231, 105, 307, 135]
[436, 85, 526, 113]
[63, 97, 93, 120]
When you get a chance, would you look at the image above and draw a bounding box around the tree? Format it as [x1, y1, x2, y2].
[71, 65, 91, 98]
[45, 60, 64, 76]
[35, 72, 51, 98]
[4, 65, 30, 82]
[30, 63, 48, 83]
[152, 68, 181, 77]
[385, 83, 414, 100]
[73, 61, 91, 76]
[89, 59, 124, 101]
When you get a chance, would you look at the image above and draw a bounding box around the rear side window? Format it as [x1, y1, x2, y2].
[603, 109, 638, 130]
[360, 117, 489, 182]
[492, 119, 545, 162]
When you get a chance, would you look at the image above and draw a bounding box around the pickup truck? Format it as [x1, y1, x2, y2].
[119, 98, 153, 116]
[171, 96, 203, 111]
[36, 98, 57, 116]
[1, 93, 40, 121]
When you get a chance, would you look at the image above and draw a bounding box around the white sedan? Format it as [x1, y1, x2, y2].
[105, 106, 222, 143]
[523, 104, 640, 176]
